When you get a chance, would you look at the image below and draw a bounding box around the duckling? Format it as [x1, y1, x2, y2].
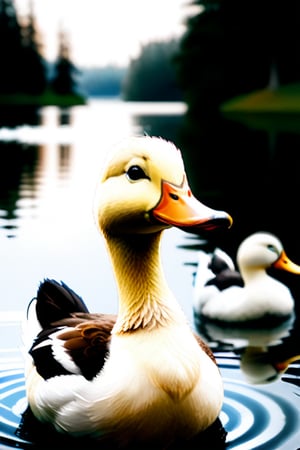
[23, 136, 232, 448]
[193, 232, 300, 323]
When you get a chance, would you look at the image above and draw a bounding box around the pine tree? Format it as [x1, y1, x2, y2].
[0, 0, 24, 93]
[20, 0, 47, 95]
[51, 28, 80, 95]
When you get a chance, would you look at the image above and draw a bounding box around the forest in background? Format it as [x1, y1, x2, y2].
[0, 0, 85, 105]
[80, 39, 183, 101]
[2, 0, 300, 109]
[174, 0, 300, 117]
[0, 0, 183, 103]
[82, 0, 300, 109]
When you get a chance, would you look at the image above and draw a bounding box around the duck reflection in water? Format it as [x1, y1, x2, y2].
[195, 315, 300, 385]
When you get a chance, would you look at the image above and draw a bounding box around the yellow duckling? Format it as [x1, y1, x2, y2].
[23, 136, 232, 448]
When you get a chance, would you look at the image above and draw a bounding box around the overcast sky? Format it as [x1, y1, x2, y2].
[15, 0, 200, 67]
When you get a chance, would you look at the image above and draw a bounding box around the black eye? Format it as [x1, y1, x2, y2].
[169, 193, 179, 200]
[126, 165, 149, 181]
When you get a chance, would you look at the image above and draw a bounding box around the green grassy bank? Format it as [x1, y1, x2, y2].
[0, 89, 86, 107]
[220, 83, 300, 113]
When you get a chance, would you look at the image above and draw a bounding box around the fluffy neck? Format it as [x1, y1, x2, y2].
[239, 265, 269, 284]
[103, 231, 183, 334]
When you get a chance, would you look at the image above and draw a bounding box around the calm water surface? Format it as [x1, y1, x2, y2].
[0, 99, 299, 449]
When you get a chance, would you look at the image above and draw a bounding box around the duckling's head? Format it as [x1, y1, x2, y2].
[237, 232, 284, 270]
[94, 136, 232, 236]
[237, 232, 300, 275]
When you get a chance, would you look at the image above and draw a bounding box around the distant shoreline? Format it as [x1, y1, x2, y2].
[0, 89, 86, 108]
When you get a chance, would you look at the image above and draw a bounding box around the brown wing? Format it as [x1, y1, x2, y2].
[51, 312, 216, 379]
[55, 313, 117, 380]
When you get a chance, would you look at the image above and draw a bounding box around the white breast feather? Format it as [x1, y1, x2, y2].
[27, 324, 223, 440]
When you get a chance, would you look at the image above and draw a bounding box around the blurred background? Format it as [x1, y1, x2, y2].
[1, 1, 300, 448]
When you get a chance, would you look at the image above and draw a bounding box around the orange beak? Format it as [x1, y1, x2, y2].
[274, 355, 300, 373]
[150, 178, 233, 234]
[272, 250, 300, 274]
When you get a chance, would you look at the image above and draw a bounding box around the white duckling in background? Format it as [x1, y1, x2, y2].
[193, 232, 300, 323]
[22, 136, 232, 448]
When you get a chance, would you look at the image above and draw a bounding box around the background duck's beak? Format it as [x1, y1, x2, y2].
[275, 354, 300, 373]
[150, 179, 233, 234]
[272, 250, 300, 274]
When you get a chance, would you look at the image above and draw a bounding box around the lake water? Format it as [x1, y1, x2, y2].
[0, 99, 299, 449]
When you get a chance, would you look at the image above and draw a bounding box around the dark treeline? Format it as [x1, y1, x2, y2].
[0, 0, 79, 97]
[167, 0, 300, 256]
[3, 0, 299, 106]
[121, 0, 300, 106]
[81, 41, 183, 101]
[174, 0, 300, 116]
[122, 39, 183, 101]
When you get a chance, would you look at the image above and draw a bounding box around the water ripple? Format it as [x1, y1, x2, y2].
[0, 362, 300, 449]
[222, 378, 299, 449]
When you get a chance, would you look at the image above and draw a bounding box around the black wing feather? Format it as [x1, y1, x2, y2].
[206, 253, 244, 290]
[35, 278, 90, 328]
